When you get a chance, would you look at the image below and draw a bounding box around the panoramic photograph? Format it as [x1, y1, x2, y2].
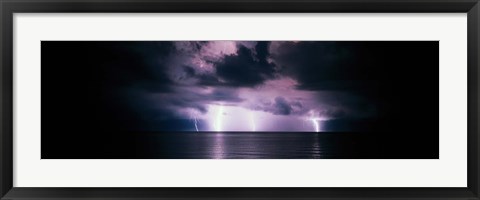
[41, 41, 439, 159]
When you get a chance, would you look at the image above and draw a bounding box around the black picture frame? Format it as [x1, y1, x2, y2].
[1, 0, 479, 199]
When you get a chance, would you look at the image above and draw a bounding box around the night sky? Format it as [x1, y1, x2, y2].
[41, 41, 439, 158]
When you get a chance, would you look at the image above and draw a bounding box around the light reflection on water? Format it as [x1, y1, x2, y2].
[212, 133, 224, 159]
[151, 132, 326, 159]
[312, 133, 321, 159]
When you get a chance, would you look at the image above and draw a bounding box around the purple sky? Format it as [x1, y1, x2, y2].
[134, 41, 377, 132]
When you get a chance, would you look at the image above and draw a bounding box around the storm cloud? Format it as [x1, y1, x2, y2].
[41, 41, 439, 132]
[215, 45, 276, 87]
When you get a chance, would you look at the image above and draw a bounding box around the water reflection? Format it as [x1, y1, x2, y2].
[201, 133, 324, 159]
[150, 132, 328, 159]
[312, 133, 321, 159]
[212, 133, 225, 159]
[93, 132, 436, 159]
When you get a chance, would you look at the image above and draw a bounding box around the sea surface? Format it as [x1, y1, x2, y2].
[131, 132, 421, 159]
[43, 132, 438, 159]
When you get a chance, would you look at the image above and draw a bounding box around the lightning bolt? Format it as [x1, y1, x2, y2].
[214, 104, 224, 132]
[308, 110, 320, 132]
[194, 117, 199, 132]
[188, 110, 200, 132]
[249, 111, 256, 132]
[310, 118, 320, 132]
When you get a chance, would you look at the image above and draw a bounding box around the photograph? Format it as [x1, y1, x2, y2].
[41, 41, 439, 159]
[2, 0, 477, 199]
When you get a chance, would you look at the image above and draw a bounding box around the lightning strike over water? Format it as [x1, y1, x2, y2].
[307, 110, 321, 132]
[214, 104, 224, 132]
[310, 118, 320, 132]
[194, 118, 199, 132]
[42, 41, 440, 159]
[249, 111, 256, 132]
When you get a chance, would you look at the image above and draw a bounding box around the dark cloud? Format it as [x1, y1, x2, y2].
[270, 41, 438, 120]
[319, 108, 347, 119]
[214, 45, 276, 87]
[143, 86, 244, 121]
[250, 96, 308, 116]
[254, 41, 270, 64]
[271, 41, 437, 93]
[42, 41, 438, 133]
[92, 41, 175, 93]
[273, 97, 292, 115]
[179, 66, 196, 80]
[270, 41, 361, 91]
[209, 88, 244, 102]
[41, 41, 179, 131]
[197, 74, 222, 86]
[312, 91, 378, 119]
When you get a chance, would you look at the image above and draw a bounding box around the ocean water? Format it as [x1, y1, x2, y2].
[132, 132, 420, 159]
[42, 132, 438, 159]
